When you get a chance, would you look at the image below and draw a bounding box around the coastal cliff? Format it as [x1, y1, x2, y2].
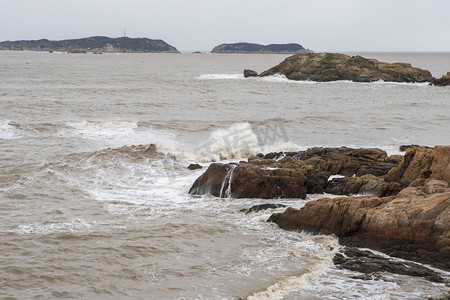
[0, 36, 180, 53]
[211, 42, 312, 54]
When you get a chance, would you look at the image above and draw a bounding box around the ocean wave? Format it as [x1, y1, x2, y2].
[16, 219, 96, 235]
[197, 74, 431, 86]
[0, 120, 23, 140]
[197, 74, 244, 80]
[248, 236, 339, 300]
[196, 73, 316, 84]
[66, 121, 138, 130]
[61, 121, 140, 142]
[151, 122, 305, 163]
[59, 121, 179, 151]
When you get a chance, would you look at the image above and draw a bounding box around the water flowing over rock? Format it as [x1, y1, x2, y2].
[188, 163, 236, 197]
[333, 247, 446, 283]
[258, 53, 434, 83]
[189, 160, 310, 199]
[189, 147, 402, 199]
[268, 146, 450, 270]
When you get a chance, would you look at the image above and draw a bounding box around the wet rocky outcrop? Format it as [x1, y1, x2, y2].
[384, 146, 435, 187]
[189, 159, 310, 199]
[431, 72, 450, 86]
[399, 144, 432, 151]
[268, 146, 450, 270]
[257, 53, 433, 83]
[187, 163, 202, 170]
[333, 247, 447, 283]
[243, 69, 258, 78]
[325, 174, 401, 197]
[240, 203, 287, 214]
[189, 147, 403, 199]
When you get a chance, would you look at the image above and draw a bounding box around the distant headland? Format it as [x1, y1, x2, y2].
[0, 36, 180, 53]
[211, 42, 313, 54]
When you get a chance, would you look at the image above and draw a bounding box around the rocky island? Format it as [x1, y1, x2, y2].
[0, 36, 180, 53]
[189, 146, 450, 272]
[211, 42, 312, 54]
[244, 52, 434, 83]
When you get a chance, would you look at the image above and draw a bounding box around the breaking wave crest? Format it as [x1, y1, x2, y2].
[66, 121, 138, 130]
[248, 236, 340, 300]
[0, 120, 23, 140]
[197, 74, 431, 86]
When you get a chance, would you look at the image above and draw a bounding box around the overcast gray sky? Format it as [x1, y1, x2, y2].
[2, 0, 450, 52]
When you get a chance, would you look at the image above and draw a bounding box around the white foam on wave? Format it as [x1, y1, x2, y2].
[0, 120, 23, 140]
[60, 120, 179, 151]
[257, 74, 316, 84]
[67, 121, 138, 130]
[300, 266, 449, 300]
[369, 80, 430, 86]
[150, 122, 307, 163]
[247, 237, 340, 300]
[197, 73, 430, 87]
[61, 121, 140, 142]
[197, 74, 244, 80]
[204, 122, 260, 161]
[197, 73, 317, 84]
[327, 174, 346, 182]
[16, 219, 95, 235]
[144, 122, 262, 163]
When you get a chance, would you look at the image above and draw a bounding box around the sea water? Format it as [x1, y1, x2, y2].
[0, 51, 449, 299]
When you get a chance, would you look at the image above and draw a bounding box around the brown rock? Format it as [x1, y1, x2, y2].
[296, 147, 396, 176]
[188, 163, 236, 197]
[306, 170, 330, 194]
[356, 164, 398, 177]
[243, 69, 258, 77]
[325, 175, 401, 197]
[240, 203, 287, 214]
[385, 146, 435, 187]
[259, 53, 433, 83]
[189, 159, 310, 199]
[189, 147, 403, 199]
[268, 181, 450, 270]
[334, 247, 446, 283]
[187, 163, 202, 170]
[431, 72, 450, 86]
[431, 146, 450, 183]
[325, 176, 363, 195]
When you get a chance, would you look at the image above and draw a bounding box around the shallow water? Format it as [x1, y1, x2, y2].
[0, 51, 449, 299]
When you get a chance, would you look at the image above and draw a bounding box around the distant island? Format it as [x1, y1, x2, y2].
[211, 42, 312, 54]
[0, 36, 180, 53]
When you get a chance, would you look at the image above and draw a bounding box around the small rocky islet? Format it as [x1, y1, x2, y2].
[189, 146, 450, 279]
[244, 52, 450, 86]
